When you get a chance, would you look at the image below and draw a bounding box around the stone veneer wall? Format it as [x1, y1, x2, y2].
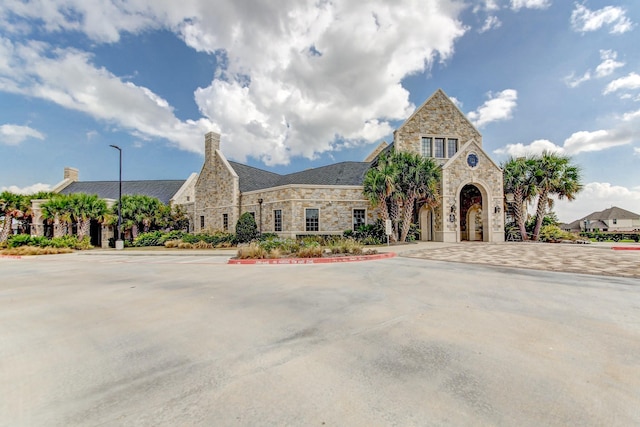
[241, 186, 374, 238]
[194, 132, 240, 232]
[394, 89, 482, 155]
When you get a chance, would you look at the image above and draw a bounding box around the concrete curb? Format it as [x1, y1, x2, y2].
[228, 252, 396, 265]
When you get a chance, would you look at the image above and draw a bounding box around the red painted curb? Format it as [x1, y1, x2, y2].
[0, 255, 22, 259]
[228, 252, 396, 265]
[611, 247, 640, 251]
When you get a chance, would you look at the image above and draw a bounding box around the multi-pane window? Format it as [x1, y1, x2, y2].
[434, 138, 445, 158]
[200, 216, 205, 228]
[353, 209, 366, 230]
[305, 208, 319, 232]
[447, 138, 458, 157]
[274, 209, 282, 232]
[223, 213, 228, 231]
[421, 137, 432, 157]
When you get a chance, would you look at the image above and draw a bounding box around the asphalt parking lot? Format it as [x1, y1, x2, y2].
[1, 251, 639, 426]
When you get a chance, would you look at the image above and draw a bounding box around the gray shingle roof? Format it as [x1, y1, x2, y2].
[585, 206, 640, 220]
[59, 180, 186, 204]
[228, 161, 372, 192]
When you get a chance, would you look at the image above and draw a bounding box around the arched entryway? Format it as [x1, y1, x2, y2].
[460, 184, 485, 241]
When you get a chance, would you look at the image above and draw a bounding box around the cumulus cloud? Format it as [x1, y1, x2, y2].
[604, 72, 640, 95]
[0, 183, 52, 194]
[510, 0, 551, 11]
[635, 147, 640, 156]
[493, 139, 564, 157]
[571, 3, 633, 34]
[0, 37, 217, 154]
[0, 124, 45, 145]
[553, 182, 640, 223]
[564, 50, 624, 88]
[467, 89, 518, 128]
[0, 0, 468, 166]
[495, 107, 640, 156]
[595, 50, 624, 78]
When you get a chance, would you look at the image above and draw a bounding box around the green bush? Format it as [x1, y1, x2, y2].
[580, 231, 640, 242]
[539, 225, 575, 243]
[133, 231, 165, 247]
[7, 234, 33, 248]
[344, 220, 386, 245]
[235, 213, 259, 243]
[6, 234, 91, 250]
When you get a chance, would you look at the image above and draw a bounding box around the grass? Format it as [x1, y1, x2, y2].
[1, 246, 74, 256]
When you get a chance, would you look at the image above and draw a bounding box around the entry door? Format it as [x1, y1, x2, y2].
[467, 206, 482, 241]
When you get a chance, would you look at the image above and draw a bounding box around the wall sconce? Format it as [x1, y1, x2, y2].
[494, 206, 501, 214]
[449, 214, 456, 223]
[258, 198, 263, 205]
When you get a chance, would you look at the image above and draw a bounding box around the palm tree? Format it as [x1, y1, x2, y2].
[363, 153, 398, 242]
[393, 151, 441, 243]
[118, 195, 165, 239]
[0, 191, 29, 242]
[503, 156, 537, 241]
[67, 193, 108, 240]
[41, 195, 73, 237]
[530, 151, 582, 241]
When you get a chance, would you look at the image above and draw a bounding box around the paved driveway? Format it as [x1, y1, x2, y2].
[1, 253, 639, 426]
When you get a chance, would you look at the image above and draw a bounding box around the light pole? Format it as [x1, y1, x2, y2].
[109, 144, 123, 250]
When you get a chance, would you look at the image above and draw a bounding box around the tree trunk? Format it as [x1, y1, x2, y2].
[532, 190, 548, 241]
[53, 217, 64, 238]
[0, 214, 13, 242]
[77, 220, 91, 241]
[387, 198, 399, 243]
[512, 189, 528, 241]
[399, 196, 416, 243]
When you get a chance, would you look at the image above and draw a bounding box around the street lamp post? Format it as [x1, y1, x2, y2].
[109, 145, 124, 250]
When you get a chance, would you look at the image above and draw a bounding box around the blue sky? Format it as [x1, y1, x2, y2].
[1, 0, 639, 222]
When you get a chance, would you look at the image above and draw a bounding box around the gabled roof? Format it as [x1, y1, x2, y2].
[228, 160, 371, 192]
[585, 206, 639, 220]
[58, 180, 186, 204]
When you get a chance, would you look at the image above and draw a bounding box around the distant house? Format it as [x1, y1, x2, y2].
[562, 206, 640, 232]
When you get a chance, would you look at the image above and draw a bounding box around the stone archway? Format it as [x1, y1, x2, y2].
[459, 184, 485, 241]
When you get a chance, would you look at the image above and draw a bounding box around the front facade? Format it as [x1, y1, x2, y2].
[28, 89, 504, 244]
[194, 89, 505, 242]
[563, 206, 640, 232]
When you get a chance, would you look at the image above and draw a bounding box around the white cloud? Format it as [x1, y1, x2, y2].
[0, 37, 215, 154]
[493, 139, 564, 156]
[595, 50, 624, 78]
[479, 16, 502, 33]
[565, 50, 624, 88]
[553, 182, 640, 223]
[511, 0, 551, 11]
[0, 183, 52, 195]
[604, 72, 640, 95]
[449, 96, 463, 109]
[564, 71, 591, 88]
[571, 3, 633, 34]
[468, 89, 518, 128]
[634, 147, 640, 156]
[0, 124, 45, 145]
[0, 1, 468, 166]
[495, 108, 640, 156]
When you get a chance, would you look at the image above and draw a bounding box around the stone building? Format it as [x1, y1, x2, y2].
[30, 88, 504, 244]
[194, 89, 505, 242]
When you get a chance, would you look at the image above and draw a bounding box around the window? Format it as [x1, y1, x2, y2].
[305, 208, 319, 232]
[447, 138, 458, 157]
[434, 138, 445, 158]
[421, 137, 432, 157]
[613, 218, 617, 225]
[274, 209, 282, 232]
[200, 216, 205, 228]
[223, 213, 228, 231]
[353, 209, 366, 230]
[186, 196, 190, 202]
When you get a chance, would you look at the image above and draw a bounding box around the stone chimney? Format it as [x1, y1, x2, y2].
[64, 167, 79, 182]
[205, 132, 220, 165]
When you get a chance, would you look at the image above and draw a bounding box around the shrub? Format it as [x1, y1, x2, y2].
[7, 234, 32, 248]
[344, 220, 386, 245]
[133, 231, 164, 247]
[539, 225, 575, 243]
[258, 237, 299, 254]
[164, 239, 180, 248]
[235, 213, 259, 243]
[296, 245, 324, 258]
